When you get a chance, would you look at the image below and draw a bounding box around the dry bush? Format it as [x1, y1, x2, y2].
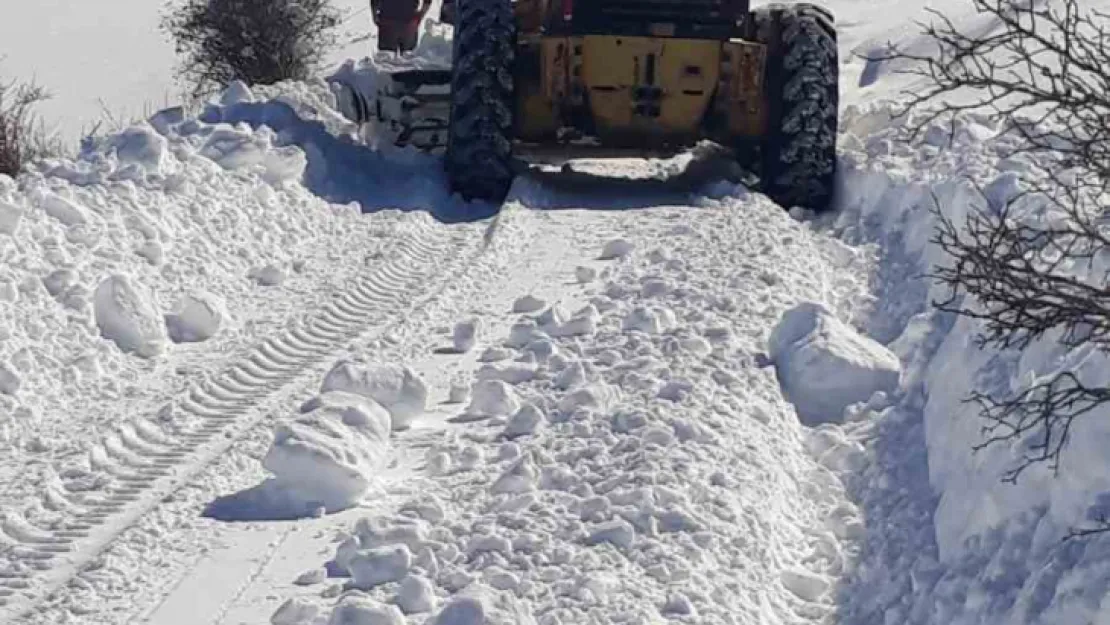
[0, 77, 55, 176]
[162, 0, 343, 99]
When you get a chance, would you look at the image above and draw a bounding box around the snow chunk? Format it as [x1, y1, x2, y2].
[0, 201, 22, 235]
[0, 362, 20, 395]
[502, 403, 544, 439]
[465, 380, 521, 420]
[165, 291, 226, 343]
[94, 274, 166, 358]
[111, 123, 169, 173]
[430, 596, 485, 625]
[622, 306, 676, 334]
[328, 597, 405, 625]
[769, 302, 901, 425]
[780, 567, 830, 601]
[261, 391, 392, 514]
[272, 597, 321, 625]
[251, 264, 285, 286]
[396, 575, 436, 614]
[452, 318, 480, 353]
[575, 265, 597, 283]
[599, 238, 635, 259]
[294, 567, 327, 586]
[321, 362, 428, 430]
[220, 80, 256, 106]
[476, 362, 536, 385]
[512, 294, 546, 313]
[448, 378, 470, 404]
[39, 192, 89, 226]
[429, 586, 536, 625]
[587, 519, 636, 548]
[349, 544, 412, 590]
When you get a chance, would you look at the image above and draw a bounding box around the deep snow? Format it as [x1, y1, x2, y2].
[1, 0, 1109, 623]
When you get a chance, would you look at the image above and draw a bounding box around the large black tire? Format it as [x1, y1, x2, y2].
[444, 0, 516, 203]
[753, 3, 838, 212]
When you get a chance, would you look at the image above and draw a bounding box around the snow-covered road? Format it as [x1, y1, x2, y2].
[4, 1, 1110, 624]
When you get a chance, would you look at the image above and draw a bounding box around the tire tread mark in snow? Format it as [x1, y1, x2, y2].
[0, 216, 483, 619]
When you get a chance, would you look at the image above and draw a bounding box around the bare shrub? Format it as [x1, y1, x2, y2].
[0, 76, 56, 176]
[162, 0, 343, 99]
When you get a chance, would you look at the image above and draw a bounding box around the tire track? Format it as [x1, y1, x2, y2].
[0, 214, 485, 621]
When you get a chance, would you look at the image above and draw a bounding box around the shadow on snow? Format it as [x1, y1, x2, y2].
[204, 100, 748, 220]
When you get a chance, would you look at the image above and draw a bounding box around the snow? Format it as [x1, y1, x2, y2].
[321, 362, 429, 431]
[349, 544, 414, 590]
[461, 380, 521, 422]
[93, 273, 168, 358]
[164, 291, 226, 343]
[598, 238, 635, 260]
[2, 0, 1110, 622]
[234, 391, 396, 517]
[769, 301, 902, 425]
[396, 575, 437, 614]
[451, 318, 479, 353]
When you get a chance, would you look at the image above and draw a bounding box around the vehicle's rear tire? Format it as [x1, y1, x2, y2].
[444, 0, 516, 203]
[752, 3, 838, 212]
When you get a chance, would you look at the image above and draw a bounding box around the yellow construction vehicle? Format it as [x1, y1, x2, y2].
[336, 0, 839, 211]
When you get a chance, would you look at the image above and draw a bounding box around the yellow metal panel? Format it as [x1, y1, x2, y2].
[578, 36, 720, 141]
[516, 82, 559, 141]
[721, 39, 767, 138]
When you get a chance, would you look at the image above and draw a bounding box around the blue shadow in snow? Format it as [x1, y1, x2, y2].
[832, 205, 1110, 624]
[508, 148, 751, 211]
[202, 478, 350, 522]
[203, 101, 499, 224]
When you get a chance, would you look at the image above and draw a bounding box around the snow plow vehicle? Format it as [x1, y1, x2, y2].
[335, 0, 839, 211]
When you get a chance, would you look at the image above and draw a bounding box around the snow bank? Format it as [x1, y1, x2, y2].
[828, 102, 1110, 625]
[288, 198, 872, 625]
[0, 78, 451, 540]
[769, 301, 902, 425]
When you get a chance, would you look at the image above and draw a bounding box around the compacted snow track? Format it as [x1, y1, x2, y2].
[0, 214, 494, 621]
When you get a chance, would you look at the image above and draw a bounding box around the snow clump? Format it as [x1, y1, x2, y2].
[452, 317, 480, 353]
[164, 291, 226, 343]
[261, 391, 392, 514]
[768, 301, 902, 425]
[93, 274, 167, 358]
[321, 361, 429, 430]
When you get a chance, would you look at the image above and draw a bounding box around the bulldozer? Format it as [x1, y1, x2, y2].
[333, 0, 839, 211]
